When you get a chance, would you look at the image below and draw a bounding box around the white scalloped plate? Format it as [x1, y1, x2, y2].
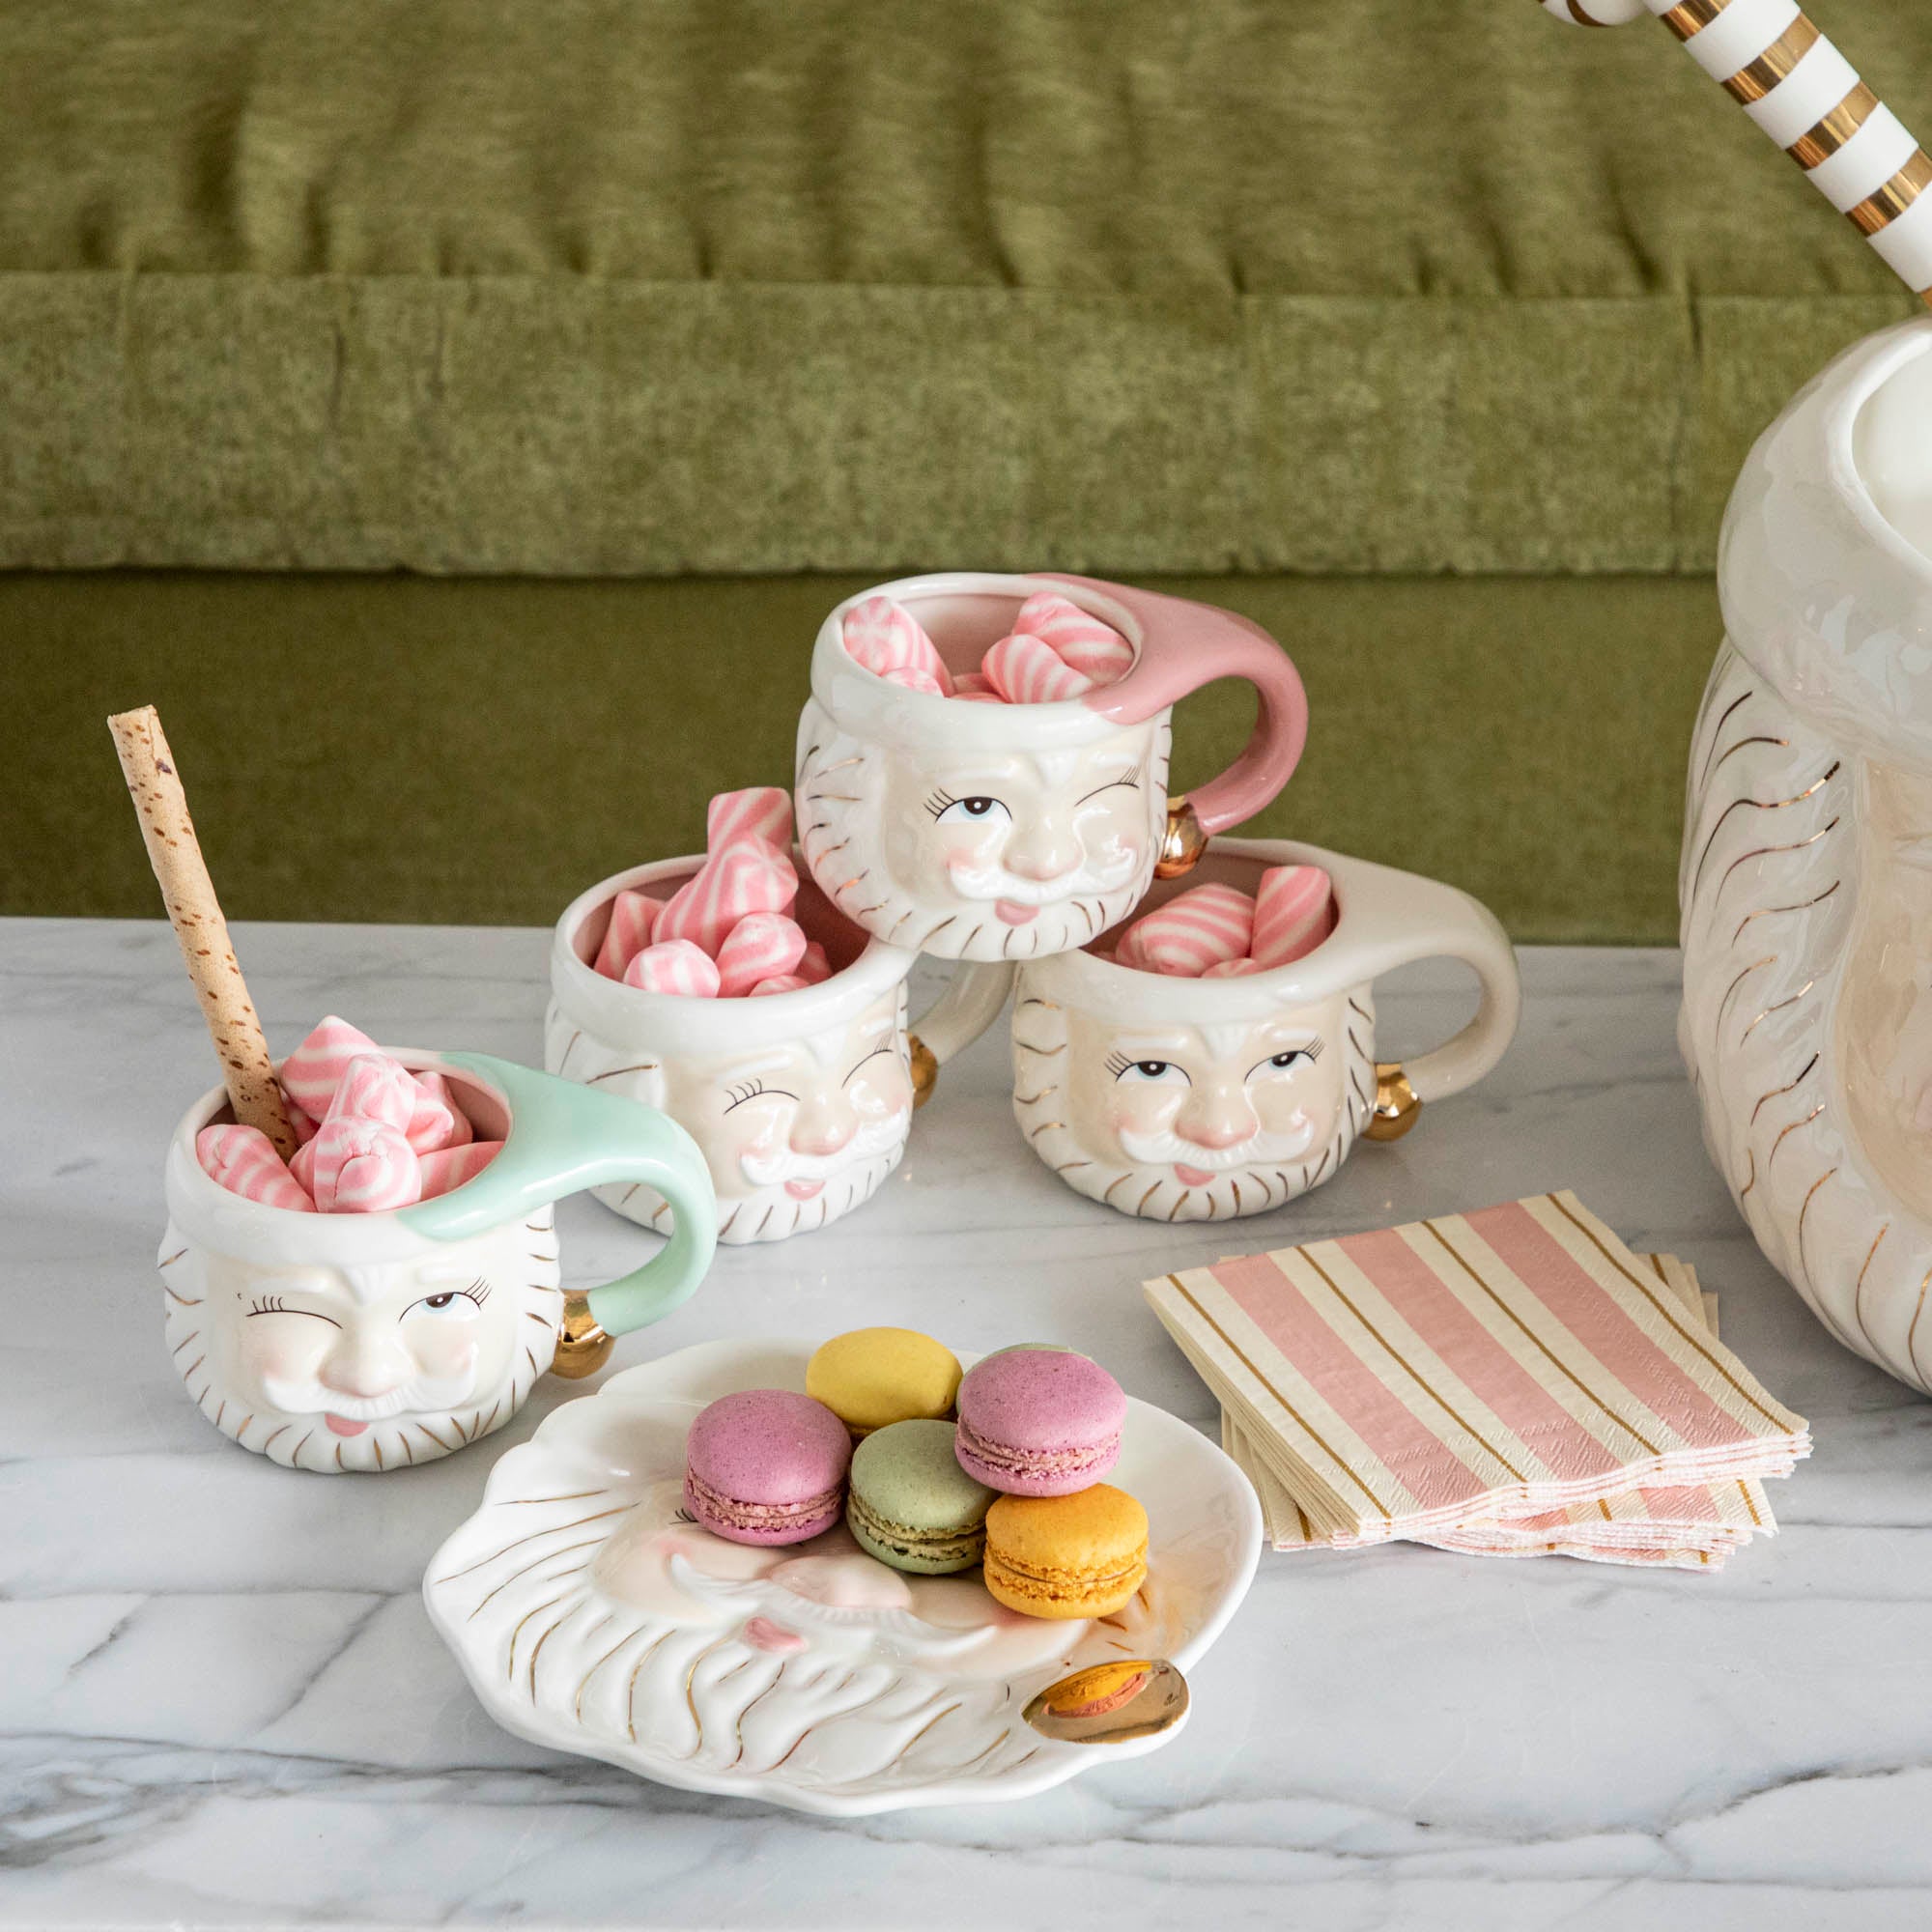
[422, 1338, 1261, 1816]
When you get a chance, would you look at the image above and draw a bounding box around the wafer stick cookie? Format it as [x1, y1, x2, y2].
[109, 706, 296, 1158]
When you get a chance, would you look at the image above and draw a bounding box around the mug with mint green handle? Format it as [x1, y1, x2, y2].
[156, 1047, 717, 1475]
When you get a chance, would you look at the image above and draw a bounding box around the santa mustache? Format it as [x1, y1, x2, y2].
[1117, 1115, 1317, 1173]
[668, 1558, 998, 1661]
[738, 1109, 911, 1186]
[946, 841, 1141, 906]
[260, 1366, 480, 1422]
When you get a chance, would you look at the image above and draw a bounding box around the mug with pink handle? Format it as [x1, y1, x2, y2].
[794, 572, 1309, 963]
[1010, 838, 1520, 1221]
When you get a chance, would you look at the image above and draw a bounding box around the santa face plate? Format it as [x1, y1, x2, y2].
[422, 1337, 1263, 1816]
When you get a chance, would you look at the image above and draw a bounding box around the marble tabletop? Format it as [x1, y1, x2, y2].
[6, 918, 1931, 1930]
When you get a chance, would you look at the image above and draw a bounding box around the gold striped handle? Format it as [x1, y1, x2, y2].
[1542, 0, 1932, 304]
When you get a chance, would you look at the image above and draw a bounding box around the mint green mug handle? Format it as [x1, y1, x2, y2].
[399, 1052, 717, 1356]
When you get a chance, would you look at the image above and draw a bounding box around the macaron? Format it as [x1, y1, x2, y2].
[683, 1390, 851, 1547]
[953, 1347, 1124, 1496]
[981, 1485, 1150, 1621]
[806, 1327, 962, 1438]
[846, 1419, 996, 1575]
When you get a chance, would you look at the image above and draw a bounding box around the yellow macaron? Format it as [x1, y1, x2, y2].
[981, 1484, 1149, 1620]
[806, 1327, 962, 1438]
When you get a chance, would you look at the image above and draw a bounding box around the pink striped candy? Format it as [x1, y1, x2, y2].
[290, 1137, 318, 1197]
[418, 1140, 502, 1201]
[656, 835, 797, 957]
[952, 669, 1006, 705]
[841, 595, 954, 696]
[1012, 590, 1134, 685]
[1202, 956, 1269, 979]
[982, 630, 1095, 706]
[1253, 866, 1335, 967]
[280, 1015, 383, 1119]
[594, 890, 663, 980]
[196, 1124, 317, 1211]
[883, 666, 948, 696]
[716, 912, 809, 997]
[707, 787, 793, 850]
[796, 941, 833, 984]
[624, 938, 724, 997]
[309, 1114, 422, 1213]
[407, 1070, 474, 1154]
[328, 1054, 415, 1133]
[283, 1095, 320, 1148]
[749, 974, 811, 996]
[1116, 883, 1255, 978]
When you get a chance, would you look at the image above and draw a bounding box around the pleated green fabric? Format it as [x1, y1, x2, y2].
[10, 569, 1719, 942]
[1, 0, 1925, 574]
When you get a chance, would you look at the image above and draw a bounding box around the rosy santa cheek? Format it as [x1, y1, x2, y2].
[852, 1064, 913, 1120]
[708, 1102, 792, 1193]
[1255, 1088, 1320, 1136]
[1108, 1093, 1178, 1136]
[240, 1321, 330, 1387]
[406, 1326, 480, 1379]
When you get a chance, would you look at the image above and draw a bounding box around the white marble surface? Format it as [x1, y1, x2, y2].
[6, 920, 1931, 1930]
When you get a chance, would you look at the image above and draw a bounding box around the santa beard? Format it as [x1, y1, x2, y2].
[598, 1136, 906, 1245]
[438, 1543, 1098, 1794]
[1071, 1143, 1349, 1222]
[1117, 1116, 1318, 1179]
[720, 1138, 906, 1243]
[938, 849, 1148, 961]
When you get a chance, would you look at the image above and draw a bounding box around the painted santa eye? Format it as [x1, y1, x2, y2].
[408, 1279, 489, 1319]
[1250, 1044, 1321, 1080]
[244, 1294, 340, 1326]
[1107, 1054, 1189, 1086]
[926, 790, 1009, 824]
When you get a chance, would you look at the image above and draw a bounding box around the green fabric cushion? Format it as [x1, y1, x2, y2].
[1, 1, 1926, 574]
[6, 569, 1717, 944]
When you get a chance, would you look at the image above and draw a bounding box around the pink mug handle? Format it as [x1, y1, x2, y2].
[1042, 574, 1308, 875]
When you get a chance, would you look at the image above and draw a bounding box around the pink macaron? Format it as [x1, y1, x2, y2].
[953, 1349, 1125, 1496]
[684, 1389, 852, 1546]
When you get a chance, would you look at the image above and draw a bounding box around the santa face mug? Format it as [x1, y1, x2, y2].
[158, 1052, 717, 1473]
[794, 572, 1309, 963]
[548, 858, 1012, 1244]
[1010, 840, 1521, 1221]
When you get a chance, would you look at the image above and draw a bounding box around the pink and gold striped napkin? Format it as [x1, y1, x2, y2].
[1145, 1192, 1808, 1570]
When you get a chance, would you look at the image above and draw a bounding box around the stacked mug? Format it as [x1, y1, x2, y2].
[547, 572, 1520, 1239]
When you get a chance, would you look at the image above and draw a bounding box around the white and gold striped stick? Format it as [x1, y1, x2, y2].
[1544, 0, 1932, 303]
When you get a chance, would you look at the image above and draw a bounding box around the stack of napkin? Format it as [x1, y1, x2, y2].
[1144, 1192, 1809, 1572]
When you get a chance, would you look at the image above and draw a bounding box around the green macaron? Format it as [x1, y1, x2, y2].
[846, 1419, 996, 1575]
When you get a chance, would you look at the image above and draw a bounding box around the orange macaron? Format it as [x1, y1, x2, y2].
[981, 1484, 1149, 1620]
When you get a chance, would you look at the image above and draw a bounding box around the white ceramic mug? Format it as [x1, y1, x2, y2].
[1009, 839, 1520, 1220]
[794, 571, 1309, 963]
[548, 855, 1012, 1243]
[159, 1051, 718, 1473]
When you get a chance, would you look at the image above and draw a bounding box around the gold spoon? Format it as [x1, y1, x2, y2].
[1021, 1658, 1189, 1745]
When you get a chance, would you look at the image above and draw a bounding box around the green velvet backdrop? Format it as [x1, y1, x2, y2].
[4, 1, 1925, 937]
[7, 570, 1716, 942]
